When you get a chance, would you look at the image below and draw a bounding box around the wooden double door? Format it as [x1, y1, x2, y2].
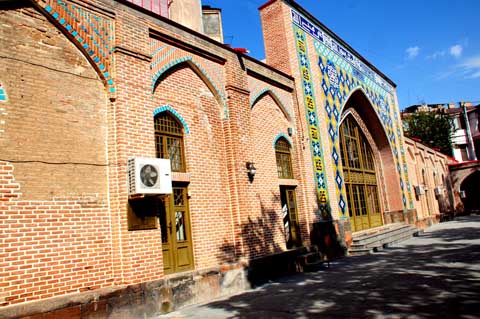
[340, 116, 383, 232]
[158, 186, 194, 275]
[345, 183, 383, 232]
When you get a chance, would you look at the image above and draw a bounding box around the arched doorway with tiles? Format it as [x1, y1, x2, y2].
[339, 90, 403, 232]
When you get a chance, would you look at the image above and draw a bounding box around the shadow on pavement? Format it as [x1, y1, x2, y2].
[195, 216, 480, 318]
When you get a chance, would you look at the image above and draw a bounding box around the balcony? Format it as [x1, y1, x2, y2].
[451, 129, 467, 145]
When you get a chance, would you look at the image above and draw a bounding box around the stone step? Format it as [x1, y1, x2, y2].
[351, 227, 417, 249]
[352, 223, 411, 246]
[348, 247, 373, 256]
[383, 229, 423, 248]
[295, 246, 327, 272]
[348, 223, 419, 256]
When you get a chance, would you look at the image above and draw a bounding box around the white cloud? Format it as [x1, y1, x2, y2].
[426, 50, 446, 60]
[469, 71, 480, 79]
[459, 56, 480, 78]
[406, 46, 420, 59]
[435, 55, 480, 80]
[449, 44, 463, 58]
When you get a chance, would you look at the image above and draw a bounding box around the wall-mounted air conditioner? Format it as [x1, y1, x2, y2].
[434, 186, 443, 196]
[128, 157, 172, 195]
[414, 185, 425, 196]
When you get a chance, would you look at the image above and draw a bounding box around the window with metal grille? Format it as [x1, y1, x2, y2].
[154, 113, 185, 172]
[275, 137, 293, 179]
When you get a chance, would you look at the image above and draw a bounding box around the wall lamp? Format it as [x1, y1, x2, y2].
[246, 162, 256, 182]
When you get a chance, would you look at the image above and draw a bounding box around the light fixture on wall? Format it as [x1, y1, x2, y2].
[288, 127, 293, 136]
[246, 162, 256, 182]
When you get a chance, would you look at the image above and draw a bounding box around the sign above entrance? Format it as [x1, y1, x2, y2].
[291, 9, 394, 94]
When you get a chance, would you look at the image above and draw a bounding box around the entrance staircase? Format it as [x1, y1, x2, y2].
[349, 223, 421, 256]
[295, 245, 328, 272]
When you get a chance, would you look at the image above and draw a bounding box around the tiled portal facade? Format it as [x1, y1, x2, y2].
[0, 0, 449, 317]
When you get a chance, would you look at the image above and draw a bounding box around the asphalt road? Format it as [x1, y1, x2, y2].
[157, 215, 480, 319]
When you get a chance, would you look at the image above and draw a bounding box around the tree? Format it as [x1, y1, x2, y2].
[402, 111, 453, 156]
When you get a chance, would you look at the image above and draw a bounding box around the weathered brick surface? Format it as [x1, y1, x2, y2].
[0, 4, 108, 200]
[152, 64, 233, 268]
[0, 0, 450, 316]
[0, 0, 305, 313]
[0, 3, 112, 308]
[404, 138, 450, 223]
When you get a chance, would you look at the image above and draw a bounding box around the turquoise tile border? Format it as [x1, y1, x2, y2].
[294, 26, 332, 221]
[273, 133, 292, 148]
[153, 105, 190, 134]
[291, 9, 413, 210]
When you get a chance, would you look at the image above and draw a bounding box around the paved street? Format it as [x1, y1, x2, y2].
[158, 215, 480, 319]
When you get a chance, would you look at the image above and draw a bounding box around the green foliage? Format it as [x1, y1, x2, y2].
[403, 111, 453, 156]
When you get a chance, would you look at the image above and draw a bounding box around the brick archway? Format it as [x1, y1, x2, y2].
[251, 89, 292, 123]
[460, 170, 480, 213]
[30, 0, 116, 96]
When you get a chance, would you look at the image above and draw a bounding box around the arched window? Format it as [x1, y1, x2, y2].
[154, 112, 186, 172]
[275, 137, 293, 179]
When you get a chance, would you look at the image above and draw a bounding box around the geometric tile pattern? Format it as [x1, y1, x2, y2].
[292, 10, 413, 213]
[150, 39, 228, 118]
[293, 26, 332, 220]
[38, 0, 115, 94]
[291, 10, 394, 95]
[0, 83, 7, 102]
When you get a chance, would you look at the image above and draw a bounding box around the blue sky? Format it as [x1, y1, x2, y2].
[202, 0, 480, 109]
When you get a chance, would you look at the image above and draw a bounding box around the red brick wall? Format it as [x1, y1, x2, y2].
[405, 138, 450, 224]
[0, 0, 309, 314]
[0, 5, 108, 200]
[107, 7, 163, 284]
[153, 64, 235, 268]
[250, 93, 290, 255]
[0, 4, 112, 306]
[260, 0, 293, 75]
[260, 2, 320, 228]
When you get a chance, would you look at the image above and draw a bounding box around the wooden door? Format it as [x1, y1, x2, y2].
[160, 187, 194, 274]
[340, 116, 383, 233]
[281, 187, 301, 249]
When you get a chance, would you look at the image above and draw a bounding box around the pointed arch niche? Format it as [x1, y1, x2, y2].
[152, 59, 227, 119]
[33, 0, 116, 95]
[251, 89, 292, 123]
[339, 89, 404, 229]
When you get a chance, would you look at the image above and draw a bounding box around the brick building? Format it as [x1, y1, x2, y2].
[0, 0, 449, 317]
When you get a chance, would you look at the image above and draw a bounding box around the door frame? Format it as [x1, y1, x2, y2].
[160, 185, 194, 275]
[280, 186, 302, 249]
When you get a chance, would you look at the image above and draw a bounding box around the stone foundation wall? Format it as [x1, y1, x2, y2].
[0, 264, 249, 319]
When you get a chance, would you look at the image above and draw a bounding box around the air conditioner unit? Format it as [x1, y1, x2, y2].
[414, 185, 425, 196]
[128, 157, 172, 195]
[434, 186, 443, 196]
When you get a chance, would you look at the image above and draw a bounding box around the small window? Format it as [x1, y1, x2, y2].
[155, 113, 186, 172]
[275, 137, 293, 179]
